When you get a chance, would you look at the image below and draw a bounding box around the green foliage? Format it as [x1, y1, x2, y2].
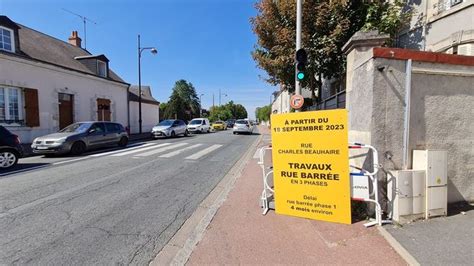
[159, 102, 168, 120]
[362, 1, 411, 45]
[251, 0, 410, 99]
[256, 105, 271, 122]
[208, 101, 248, 122]
[163, 80, 200, 121]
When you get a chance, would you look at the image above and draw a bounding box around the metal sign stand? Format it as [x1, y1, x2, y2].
[349, 143, 392, 227]
[258, 143, 392, 227]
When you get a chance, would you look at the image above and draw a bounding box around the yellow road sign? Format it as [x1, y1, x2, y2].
[270, 109, 351, 224]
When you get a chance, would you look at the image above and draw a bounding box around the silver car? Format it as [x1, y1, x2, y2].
[31, 122, 129, 155]
[151, 119, 188, 138]
[233, 119, 254, 135]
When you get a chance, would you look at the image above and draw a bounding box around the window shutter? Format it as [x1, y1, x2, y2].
[24, 88, 40, 127]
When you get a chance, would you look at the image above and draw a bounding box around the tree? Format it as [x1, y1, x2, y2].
[164, 90, 186, 120]
[208, 101, 248, 122]
[251, 0, 409, 102]
[159, 102, 168, 120]
[224, 101, 248, 119]
[163, 80, 201, 120]
[256, 105, 271, 122]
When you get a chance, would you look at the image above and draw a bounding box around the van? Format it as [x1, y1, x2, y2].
[187, 118, 210, 133]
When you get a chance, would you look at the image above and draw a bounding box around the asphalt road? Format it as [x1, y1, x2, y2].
[0, 129, 258, 265]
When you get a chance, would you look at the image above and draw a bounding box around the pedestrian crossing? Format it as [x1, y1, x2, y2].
[92, 142, 223, 160]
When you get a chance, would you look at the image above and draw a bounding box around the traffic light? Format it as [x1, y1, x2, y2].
[295, 48, 307, 81]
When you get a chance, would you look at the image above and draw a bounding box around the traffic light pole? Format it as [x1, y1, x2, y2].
[295, 0, 302, 111]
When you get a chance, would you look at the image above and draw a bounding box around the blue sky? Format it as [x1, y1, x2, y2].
[0, 0, 276, 119]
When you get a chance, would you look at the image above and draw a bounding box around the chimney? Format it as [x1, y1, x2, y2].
[68, 31, 82, 47]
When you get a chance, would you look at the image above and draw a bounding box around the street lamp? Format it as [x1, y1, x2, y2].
[138, 34, 157, 134]
[199, 93, 204, 117]
[219, 89, 227, 106]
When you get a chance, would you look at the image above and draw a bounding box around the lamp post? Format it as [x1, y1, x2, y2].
[218, 89, 227, 106]
[199, 93, 204, 117]
[138, 34, 157, 134]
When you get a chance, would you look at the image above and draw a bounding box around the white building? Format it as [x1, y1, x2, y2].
[0, 16, 129, 142]
[128, 85, 160, 134]
[399, 0, 474, 55]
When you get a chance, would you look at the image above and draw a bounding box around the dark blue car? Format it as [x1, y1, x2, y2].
[0, 125, 23, 169]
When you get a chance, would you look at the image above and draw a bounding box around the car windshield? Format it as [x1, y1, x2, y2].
[235, 120, 247, 124]
[189, 120, 202, 125]
[157, 120, 174, 126]
[59, 123, 91, 133]
[214, 121, 223, 124]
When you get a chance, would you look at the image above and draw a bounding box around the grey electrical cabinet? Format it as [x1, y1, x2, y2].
[413, 150, 448, 218]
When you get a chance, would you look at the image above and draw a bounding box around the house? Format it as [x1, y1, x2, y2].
[399, 0, 474, 55]
[128, 85, 160, 134]
[0, 16, 130, 143]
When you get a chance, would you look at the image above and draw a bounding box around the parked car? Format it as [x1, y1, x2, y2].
[31, 122, 129, 155]
[233, 119, 254, 135]
[0, 126, 23, 169]
[151, 119, 188, 138]
[212, 121, 227, 131]
[226, 119, 235, 129]
[187, 118, 210, 133]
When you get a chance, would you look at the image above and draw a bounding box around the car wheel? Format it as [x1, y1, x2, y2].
[233, 132, 237, 135]
[70, 141, 86, 155]
[0, 150, 19, 169]
[118, 137, 128, 147]
[207, 128, 210, 133]
[184, 130, 189, 137]
[171, 131, 176, 138]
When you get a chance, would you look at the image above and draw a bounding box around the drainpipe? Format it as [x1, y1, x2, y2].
[126, 84, 130, 133]
[402, 59, 412, 170]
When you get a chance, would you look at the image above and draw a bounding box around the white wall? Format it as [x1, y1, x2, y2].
[271, 90, 291, 114]
[129, 101, 159, 134]
[0, 54, 129, 143]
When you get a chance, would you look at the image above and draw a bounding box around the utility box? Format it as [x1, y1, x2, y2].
[388, 170, 426, 224]
[413, 150, 448, 218]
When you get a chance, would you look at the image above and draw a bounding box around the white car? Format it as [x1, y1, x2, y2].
[151, 119, 188, 138]
[187, 118, 210, 134]
[233, 119, 254, 135]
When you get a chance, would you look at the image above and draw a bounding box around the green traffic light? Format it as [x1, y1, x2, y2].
[297, 72, 305, 80]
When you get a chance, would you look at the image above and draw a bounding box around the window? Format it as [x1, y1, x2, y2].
[0, 87, 23, 124]
[0, 27, 15, 52]
[97, 61, 107, 77]
[91, 123, 106, 133]
[105, 123, 120, 133]
[451, 0, 463, 6]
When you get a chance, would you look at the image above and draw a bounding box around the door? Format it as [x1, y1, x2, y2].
[58, 93, 73, 130]
[86, 122, 107, 146]
[104, 122, 121, 144]
[97, 98, 111, 121]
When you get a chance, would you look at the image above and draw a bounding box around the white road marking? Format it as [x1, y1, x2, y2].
[185, 144, 222, 160]
[0, 158, 160, 218]
[90, 143, 155, 157]
[136, 142, 188, 157]
[159, 144, 203, 158]
[111, 143, 171, 157]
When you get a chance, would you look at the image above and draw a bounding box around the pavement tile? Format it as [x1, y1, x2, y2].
[187, 126, 405, 265]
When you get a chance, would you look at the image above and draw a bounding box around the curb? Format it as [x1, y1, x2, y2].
[377, 226, 420, 266]
[150, 133, 263, 266]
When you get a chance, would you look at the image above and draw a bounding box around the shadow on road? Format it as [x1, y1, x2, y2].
[0, 163, 50, 178]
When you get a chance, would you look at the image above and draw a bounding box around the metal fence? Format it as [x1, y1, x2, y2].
[308, 90, 346, 111]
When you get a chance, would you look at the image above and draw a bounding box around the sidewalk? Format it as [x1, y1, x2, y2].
[385, 202, 474, 265]
[185, 125, 406, 265]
